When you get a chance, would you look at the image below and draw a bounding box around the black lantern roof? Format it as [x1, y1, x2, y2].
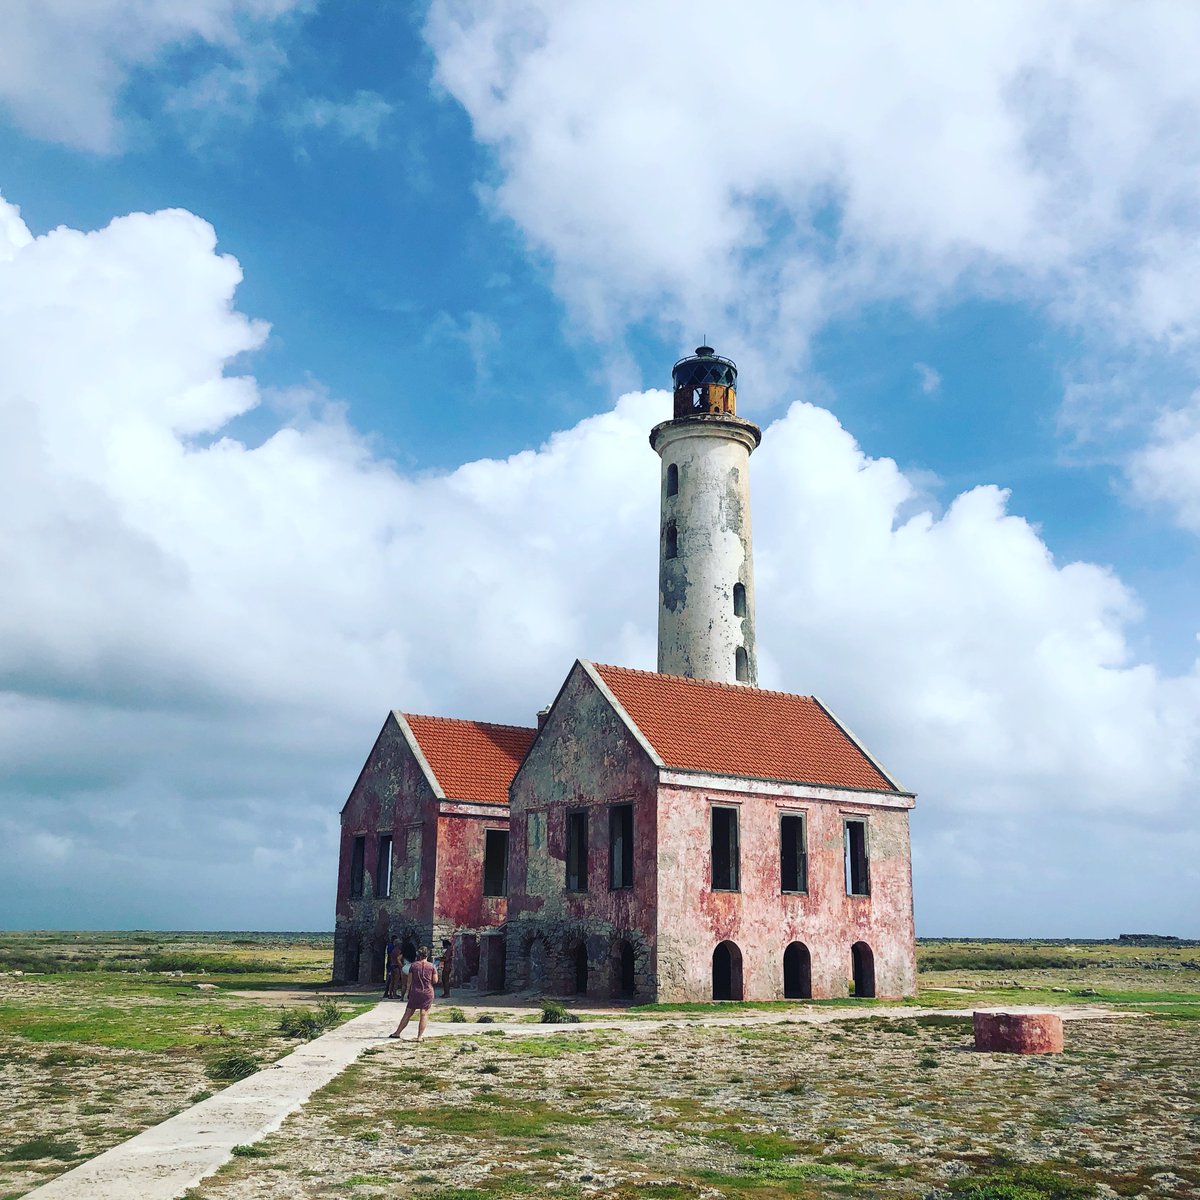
[672, 345, 737, 393]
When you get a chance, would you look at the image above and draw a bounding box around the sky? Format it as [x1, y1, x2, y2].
[1, 0, 1197, 937]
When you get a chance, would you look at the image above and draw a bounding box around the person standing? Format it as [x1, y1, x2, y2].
[384, 937, 400, 999]
[388, 946, 438, 1043]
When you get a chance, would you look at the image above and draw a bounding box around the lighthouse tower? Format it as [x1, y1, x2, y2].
[650, 345, 761, 686]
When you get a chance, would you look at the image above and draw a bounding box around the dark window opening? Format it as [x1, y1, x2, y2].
[666, 463, 679, 497]
[780, 815, 808, 892]
[483, 829, 509, 897]
[665, 520, 678, 559]
[349, 835, 365, 899]
[345, 937, 361, 982]
[712, 940, 744, 1001]
[711, 806, 739, 891]
[845, 819, 870, 896]
[733, 581, 746, 617]
[374, 840, 393, 897]
[609, 804, 634, 890]
[735, 646, 749, 682]
[566, 810, 588, 892]
[851, 941, 876, 997]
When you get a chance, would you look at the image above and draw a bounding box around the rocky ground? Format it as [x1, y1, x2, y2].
[183, 1010, 1200, 1200]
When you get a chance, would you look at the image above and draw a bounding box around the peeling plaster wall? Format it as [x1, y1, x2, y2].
[433, 806, 509, 945]
[655, 781, 916, 1001]
[507, 662, 660, 998]
[653, 417, 759, 686]
[333, 714, 439, 983]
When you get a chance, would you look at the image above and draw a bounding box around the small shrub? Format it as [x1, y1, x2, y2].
[480, 1062, 501, 1074]
[476, 1013, 495, 1023]
[278, 1000, 342, 1040]
[207, 1051, 259, 1081]
[3, 1138, 80, 1162]
[540, 1001, 580, 1024]
[230, 1144, 269, 1158]
[946, 1164, 1094, 1199]
[355, 1130, 382, 1143]
[445, 1007, 467, 1023]
[189, 1090, 213, 1104]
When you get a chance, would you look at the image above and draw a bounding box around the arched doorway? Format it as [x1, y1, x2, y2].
[573, 943, 588, 994]
[528, 936, 547, 992]
[712, 940, 744, 1001]
[611, 939, 636, 998]
[783, 942, 812, 999]
[851, 941, 875, 998]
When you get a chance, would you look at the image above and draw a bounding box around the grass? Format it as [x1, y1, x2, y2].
[206, 1050, 259, 1081]
[2, 1138, 80, 1162]
[946, 1164, 1095, 1199]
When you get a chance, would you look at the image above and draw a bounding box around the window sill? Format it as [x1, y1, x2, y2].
[709, 887, 741, 894]
[781, 890, 809, 897]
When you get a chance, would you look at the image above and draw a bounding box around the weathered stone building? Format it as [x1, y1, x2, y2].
[334, 346, 917, 1000]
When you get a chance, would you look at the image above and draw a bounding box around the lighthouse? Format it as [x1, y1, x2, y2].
[650, 345, 761, 686]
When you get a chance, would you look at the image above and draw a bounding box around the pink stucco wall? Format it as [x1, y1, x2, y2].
[655, 779, 916, 1000]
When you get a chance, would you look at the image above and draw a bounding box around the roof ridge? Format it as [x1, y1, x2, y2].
[399, 712, 538, 734]
[592, 662, 814, 703]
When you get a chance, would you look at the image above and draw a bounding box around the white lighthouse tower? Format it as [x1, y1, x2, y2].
[650, 345, 761, 686]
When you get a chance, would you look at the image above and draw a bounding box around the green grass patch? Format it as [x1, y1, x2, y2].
[399, 1094, 590, 1139]
[206, 1049, 259, 1081]
[946, 1164, 1094, 1199]
[230, 1143, 270, 1158]
[2, 1138, 80, 1162]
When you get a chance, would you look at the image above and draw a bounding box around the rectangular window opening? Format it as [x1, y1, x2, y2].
[609, 803, 634, 890]
[711, 806, 739, 891]
[566, 810, 588, 892]
[845, 819, 870, 897]
[482, 829, 509, 898]
[780, 814, 807, 893]
[375, 834, 393, 898]
[349, 835, 365, 899]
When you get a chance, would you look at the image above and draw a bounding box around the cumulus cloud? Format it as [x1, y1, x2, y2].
[1128, 400, 1200, 533]
[424, 1, 1200, 518]
[914, 363, 941, 396]
[0, 0, 306, 153]
[1, 194, 1197, 933]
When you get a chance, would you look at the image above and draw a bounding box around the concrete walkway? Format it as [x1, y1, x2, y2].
[25, 1000, 1131, 1199]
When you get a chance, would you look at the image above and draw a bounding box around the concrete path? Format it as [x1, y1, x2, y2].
[25, 1000, 1132, 1199]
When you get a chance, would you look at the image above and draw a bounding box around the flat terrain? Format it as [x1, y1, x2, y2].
[2, 934, 1198, 1200]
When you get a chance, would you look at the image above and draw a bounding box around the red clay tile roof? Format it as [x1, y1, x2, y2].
[401, 714, 536, 805]
[593, 664, 897, 793]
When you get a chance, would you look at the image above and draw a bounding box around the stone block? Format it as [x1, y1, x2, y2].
[973, 1010, 1063, 1054]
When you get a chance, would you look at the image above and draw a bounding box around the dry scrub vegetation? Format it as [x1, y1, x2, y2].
[185, 1012, 1199, 1200]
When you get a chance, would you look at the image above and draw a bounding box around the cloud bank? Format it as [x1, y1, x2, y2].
[425, 0, 1200, 530]
[0, 194, 1196, 933]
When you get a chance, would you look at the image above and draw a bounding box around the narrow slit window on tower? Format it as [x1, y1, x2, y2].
[733, 582, 746, 617]
[483, 829, 509, 897]
[349, 835, 365, 899]
[735, 646, 749, 682]
[375, 834, 393, 898]
[844, 819, 871, 897]
[780, 814, 807, 893]
[711, 806, 739, 891]
[609, 803, 634, 890]
[566, 810, 588, 892]
[666, 463, 679, 497]
[665, 521, 678, 559]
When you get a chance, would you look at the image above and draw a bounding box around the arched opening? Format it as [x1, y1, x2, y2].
[665, 521, 678, 560]
[666, 463, 679, 497]
[783, 942, 812, 999]
[733, 582, 746, 618]
[735, 646, 749, 682]
[712, 940, 744, 1001]
[528, 936, 547, 993]
[345, 937, 361, 983]
[851, 942, 875, 998]
[611, 939, 636, 998]
[573, 942, 589, 995]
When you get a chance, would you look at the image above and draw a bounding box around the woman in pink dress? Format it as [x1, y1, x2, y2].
[389, 946, 438, 1042]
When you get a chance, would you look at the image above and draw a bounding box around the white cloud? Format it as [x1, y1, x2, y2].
[0, 194, 1197, 933]
[1128, 399, 1200, 533]
[286, 90, 394, 147]
[0, 0, 306, 153]
[423, 1, 1200, 513]
[913, 363, 941, 396]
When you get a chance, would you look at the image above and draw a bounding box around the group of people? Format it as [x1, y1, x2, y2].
[384, 935, 454, 1043]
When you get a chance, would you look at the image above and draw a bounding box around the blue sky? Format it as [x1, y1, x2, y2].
[1, 1, 1197, 937]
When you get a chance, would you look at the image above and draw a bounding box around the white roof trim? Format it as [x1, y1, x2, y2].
[392, 711, 447, 802]
[579, 660, 665, 769]
[810, 696, 910, 797]
[658, 769, 915, 809]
